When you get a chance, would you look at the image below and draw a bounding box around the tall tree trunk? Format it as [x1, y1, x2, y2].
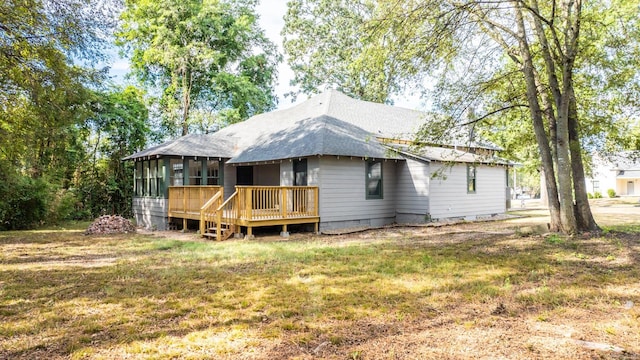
[555, 65, 578, 234]
[568, 93, 599, 231]
[530, 0, 561, 166]
[181, 67, 192, 136]
[513, 2, 562, 231]
[552, 0, 582, 234]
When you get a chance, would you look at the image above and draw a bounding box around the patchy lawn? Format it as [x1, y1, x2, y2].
[1, 204, 639, 359]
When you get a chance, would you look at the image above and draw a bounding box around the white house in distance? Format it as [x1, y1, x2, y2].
[124, 90, 513, 238]
[586, 151, 640, 197]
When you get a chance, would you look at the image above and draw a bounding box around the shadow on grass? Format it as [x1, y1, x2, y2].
[0, 227, 639, 359]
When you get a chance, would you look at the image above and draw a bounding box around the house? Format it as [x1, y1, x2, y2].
[124, 90, 512, 238]
[585, 151, 640, 197]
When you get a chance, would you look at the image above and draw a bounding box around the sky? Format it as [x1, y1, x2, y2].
[107, 0, 422, 111]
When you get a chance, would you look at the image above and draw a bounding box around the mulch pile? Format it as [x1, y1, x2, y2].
[85, 215, 136, 235]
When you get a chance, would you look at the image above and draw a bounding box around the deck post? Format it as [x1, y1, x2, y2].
[281, 188, 287, 218]
[245, 188, 252, 220]
[216, 208, 222, 241]
[280, 224, 289, 238]
[314, 222, 319, 234]
[199, 210, 204, 235]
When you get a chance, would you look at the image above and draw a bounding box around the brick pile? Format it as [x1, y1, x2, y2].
[85, 215, 136, 235]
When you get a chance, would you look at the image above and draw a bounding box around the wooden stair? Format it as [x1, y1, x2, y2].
[202, 223, 235, 241]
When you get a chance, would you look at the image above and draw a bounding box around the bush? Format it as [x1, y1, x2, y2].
[0, 173, 52, 230]
[607, 189, 616, 198]
[587, 193, 593, 199]
[49, 188, 90, 223]
[594, 191, 603, 199]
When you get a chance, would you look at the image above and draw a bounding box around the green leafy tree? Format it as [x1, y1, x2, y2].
[116, 0, 281, 137]
[0, 0, 118, 171]
[284, 0, 640, 234]
[282, 0, 383, 101]
[283, 0, 439, 103]
[0, 0, 119, 228]
[78, 87, 150, 218]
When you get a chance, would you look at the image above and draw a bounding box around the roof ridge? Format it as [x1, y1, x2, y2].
[322, 89, 336, 115]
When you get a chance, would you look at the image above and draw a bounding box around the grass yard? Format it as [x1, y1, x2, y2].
[1, 202, 639, 359]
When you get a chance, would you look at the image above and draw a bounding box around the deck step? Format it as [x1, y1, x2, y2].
[204, 225, 235, 241]
[208, 227, 232, 232]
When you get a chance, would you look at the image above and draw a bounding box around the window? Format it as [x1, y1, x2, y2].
[207, 160, 219, 185]
[592, 180, 600, 193]
[293, 159, 307, 186]
[135, 159, 164, 197]
[150, 159, 157, 196]
[156, 160, 165, 196]
[188, 159, 202, 185]
[169, 159, 183, 186]
[143, 160, 150, 196]
[467, 164, 477, 193]
[366, 160, 383, 199]
[135, 161, 143, 196]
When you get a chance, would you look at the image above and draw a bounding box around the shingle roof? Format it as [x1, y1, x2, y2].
[229, 115, 401, 164]
[215, 89, 460, 143]
[122, 133, 234, 160]
[124, 90, 501, 163]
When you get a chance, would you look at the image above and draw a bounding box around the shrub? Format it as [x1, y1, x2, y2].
[594, 191, 603, 199]
[0, 173, 52, 230]
[49, 188, 90, 223]
[587, 193, 593, 199]
[607, 189, 616, 198]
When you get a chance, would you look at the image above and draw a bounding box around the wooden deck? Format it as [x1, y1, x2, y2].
[168, 186, 222, 220]
[168, 186, 319, 239]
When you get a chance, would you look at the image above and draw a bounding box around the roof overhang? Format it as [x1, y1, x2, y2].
[384, 144, 513, 166]
[616, 170, 640, 179]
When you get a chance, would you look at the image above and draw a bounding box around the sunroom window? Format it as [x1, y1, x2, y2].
[150, 159, 157, 196]
[188, 159, 202, 185]
[135, 161, 143, 196]
[207, 160, 219, 185]
[170, 159, 183, 186]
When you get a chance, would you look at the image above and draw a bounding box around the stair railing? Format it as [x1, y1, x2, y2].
[215, 190, 239, 240]
[199, 190, 223, 235]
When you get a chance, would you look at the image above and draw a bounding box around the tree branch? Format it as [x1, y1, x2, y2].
[460, 104, 530, 126]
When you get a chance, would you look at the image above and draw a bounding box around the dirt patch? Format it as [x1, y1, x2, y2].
[136, 228, 203, 241]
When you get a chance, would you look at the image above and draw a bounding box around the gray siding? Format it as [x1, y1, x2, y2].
[318, 157, 396, 230]
[223, 163, 236, 200]
[396, 159, 431, 223]
[254, 163, 280, 185]
[281, 157, 320, 186]
[132, 197, 168, 230]
[280, 160, 293, 185]
[307, 157, 320, 185]
[429, 163, 506, 220]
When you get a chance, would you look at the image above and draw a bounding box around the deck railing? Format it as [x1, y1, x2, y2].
[235, 186, 319, 220]
[168, 185, 319, 239]
[168, 186, 222, 218]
